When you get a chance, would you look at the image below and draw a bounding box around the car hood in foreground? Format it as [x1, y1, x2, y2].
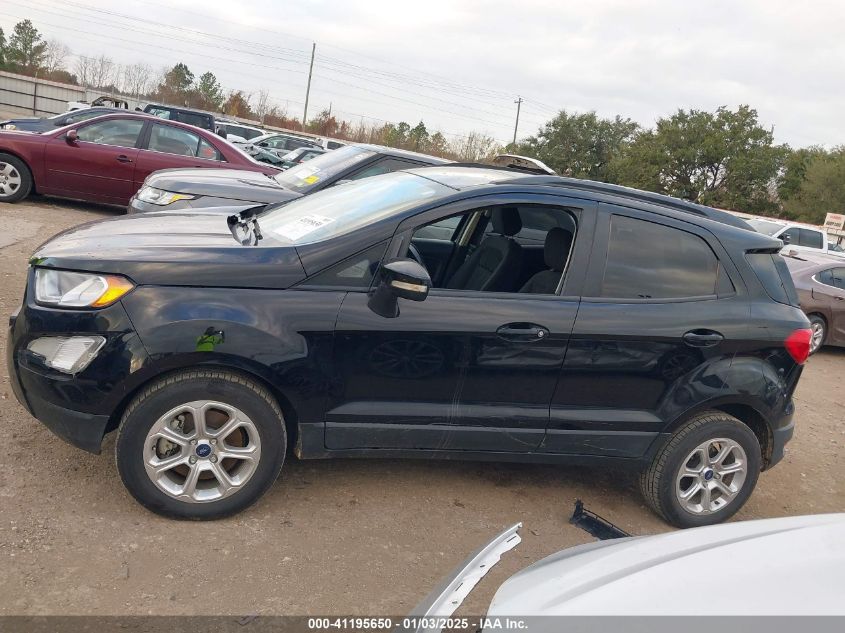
[0, 117, 50, 132]
[487, 513, 845, 617]
[30, 211, 306, 289]
[144, 168, 302, 205]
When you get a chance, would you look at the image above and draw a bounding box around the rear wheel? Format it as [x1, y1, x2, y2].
[808, 315, 826, 354]
[0, 153, 32, 203]
[640, 411, 761, 528]
[116, 369, 286, 519]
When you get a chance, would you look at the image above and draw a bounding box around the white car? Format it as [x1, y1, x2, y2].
[747, 218, 844, 258]
[409, 513, 845, 629]
[216, 120, 265, 142]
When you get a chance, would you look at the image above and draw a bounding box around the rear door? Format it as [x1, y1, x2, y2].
[134, 122, 227, 189]
[813, 267, 845, 342]
[44, 117, 144, 203]
[545, 204, 747, 458]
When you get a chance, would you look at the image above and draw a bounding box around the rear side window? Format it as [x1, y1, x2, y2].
[746, 253, 800, 306]
[601, 215, 722, 299]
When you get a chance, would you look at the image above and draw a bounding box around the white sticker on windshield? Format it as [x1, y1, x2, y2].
[274, 214, 335, 241]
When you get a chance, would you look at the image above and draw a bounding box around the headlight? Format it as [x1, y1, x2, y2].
[34, 269, 135, 308]
[136, 186, 195, 206]
[27, 336, 106, 374]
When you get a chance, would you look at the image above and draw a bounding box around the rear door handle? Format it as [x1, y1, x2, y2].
[496, 322, 550, 342]
[116, 155, 133, 163]
[683, 330, 724, 347]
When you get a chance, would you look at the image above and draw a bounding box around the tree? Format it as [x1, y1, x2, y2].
[221, 90, 252, 118]
[779, 148, 845, 224]
[307, 108, 339, 136]
[0, 27, 7, 69]
[408, 121, 430, 152]
[253, 88, 271, 123]
[43, 38, 70, 74]
[196, 71, 224, 110]
[154, 62, 195, 104]
[89, 54, 115, 89]
[122, 62, 152, 99]
[6, 20, 47, 73]
[612, 105, 787, 213]
[518, 110, 639, 181]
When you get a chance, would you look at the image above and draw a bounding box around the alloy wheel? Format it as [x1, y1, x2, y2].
[810, 321, 825, 353]
[675, 438, 748, 515]
[0, 162, 22, 199]
[143, 400, 261, 503]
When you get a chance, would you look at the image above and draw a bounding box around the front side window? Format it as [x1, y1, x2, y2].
[602, 215, 721, 299]
[799, 228, 824, 249]
[77, 119, 144, 147]
[148, 123, 221, 160]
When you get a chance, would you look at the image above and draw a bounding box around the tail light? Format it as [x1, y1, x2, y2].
[784, 328, 812, 365]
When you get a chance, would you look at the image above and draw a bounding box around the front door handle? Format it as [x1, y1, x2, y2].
[496, 322, 550, 342]
[683, 330, 724, 347]
[116, 155, 133, 163]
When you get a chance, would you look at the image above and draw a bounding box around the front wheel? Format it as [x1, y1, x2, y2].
[640, 411, 761, 528]
[116, 370, 286, 519]
[0, 153, 32, 203]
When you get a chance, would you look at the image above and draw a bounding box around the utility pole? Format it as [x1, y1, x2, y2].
[512, 96, 523, 146]
[303, 42, 316, 128]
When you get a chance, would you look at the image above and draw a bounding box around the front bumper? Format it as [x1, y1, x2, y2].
[7, 287, 151, 454]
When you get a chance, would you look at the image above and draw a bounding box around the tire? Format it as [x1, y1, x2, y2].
[0, 153, 33, 203]
[115, 369, 286, 520]
[808, 314, 826, 355]
[640, 411, 762, 528]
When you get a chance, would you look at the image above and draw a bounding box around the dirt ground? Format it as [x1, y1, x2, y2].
[0, 197, 842, 616]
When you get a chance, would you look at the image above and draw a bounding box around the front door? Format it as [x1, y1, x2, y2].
[44, 117, 144, 203]
[325, 195, 594, 452]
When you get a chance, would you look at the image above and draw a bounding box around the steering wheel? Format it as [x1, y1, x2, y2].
[407, 243, 425, 267]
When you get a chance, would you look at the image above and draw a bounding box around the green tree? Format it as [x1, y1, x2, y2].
[778, 146, 827, 206]
[408, 121, 430, 151]
[428, 131, 448, 156]
[196, 71, 224, 109]
[779, 147, 845, 224]
[306, 108, 339, 136]
[154, 62, 195, 104]
[0, 27, 7, 69]
[221, 90, 252, 118]
[6, 20, 47, 73]
[612, 105, 787, 213]
[518, 110, 639, 181]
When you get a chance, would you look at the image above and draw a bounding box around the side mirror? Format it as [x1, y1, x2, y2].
[781, 232, 791, 245]
[368, 258, 431, 318]
[216, 127, 228, 139]
[66, 129, 79, 144]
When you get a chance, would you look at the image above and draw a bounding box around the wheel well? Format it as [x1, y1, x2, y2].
[105, 365, 300, 449]
[710, 404, 773, 467]
[0, 150, 36, 192]
[807, 312, 826, 326]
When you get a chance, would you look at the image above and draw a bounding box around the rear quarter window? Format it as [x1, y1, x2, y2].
[746, 252, 800, 306]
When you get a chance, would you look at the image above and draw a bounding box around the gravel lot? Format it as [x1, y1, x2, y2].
[1, 197, 843, 616]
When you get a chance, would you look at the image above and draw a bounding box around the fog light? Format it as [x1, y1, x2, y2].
[27, 336, 106, 374]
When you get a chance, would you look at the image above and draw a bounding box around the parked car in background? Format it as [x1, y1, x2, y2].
[244, 132, 323, 155]
[10, 167, 808, 523]
[67, 96, 130, 111]
[0, 112, 278, 205]
[322, 138, 346, 150]
[492, 153, 556, 174]
[0, 107, 124, 132]
[783, 252, 845, 353]
[215, 120, 265, 142]
[410, 514, 845, 623]
[277, 145, 326, 168]
[127, 143, 450, 214]
[142, 103, 216, 133]
[747, 217, 842, 258]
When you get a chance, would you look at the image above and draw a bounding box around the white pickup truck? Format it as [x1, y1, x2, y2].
[747, 217, 845, 259]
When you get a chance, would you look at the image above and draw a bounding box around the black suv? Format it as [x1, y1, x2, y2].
[8, 167, 810, 526]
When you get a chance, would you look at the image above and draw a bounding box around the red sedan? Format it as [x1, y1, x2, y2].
[0, 112, 278, 205]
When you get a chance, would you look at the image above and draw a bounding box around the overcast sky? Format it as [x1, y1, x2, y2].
[3, 0, 843, 147]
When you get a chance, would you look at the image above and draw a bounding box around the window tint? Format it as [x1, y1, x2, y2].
[64, 110, 106, 125]
[307, 242, 388, 288]
[833, 268, 845, 291]
[799, 228, 824, 249]
[77, 119, 144, 147]
[413, 215, 462, 241]
[149, 124, 202, 157]
[746, 253, 800, 306]
[817, 269, 834, 286]
[347, 158, 415, 181]
[198, 138, 222, 161]
[602, 215, 720, 299]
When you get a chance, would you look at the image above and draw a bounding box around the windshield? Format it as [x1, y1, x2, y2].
[273, 145, 375, 193]
[747, 218, 784, 236]
[260, 171, 451, 245]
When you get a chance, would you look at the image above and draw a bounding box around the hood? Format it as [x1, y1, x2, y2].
[31, 211, 306, 289]
[1, 117, 50, 132]
[145, 168, 302, 205]
[487, 513, 845, 617]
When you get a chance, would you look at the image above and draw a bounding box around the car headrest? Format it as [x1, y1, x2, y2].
[544, 227, 573, 271]
[491, 207, 522, 236]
